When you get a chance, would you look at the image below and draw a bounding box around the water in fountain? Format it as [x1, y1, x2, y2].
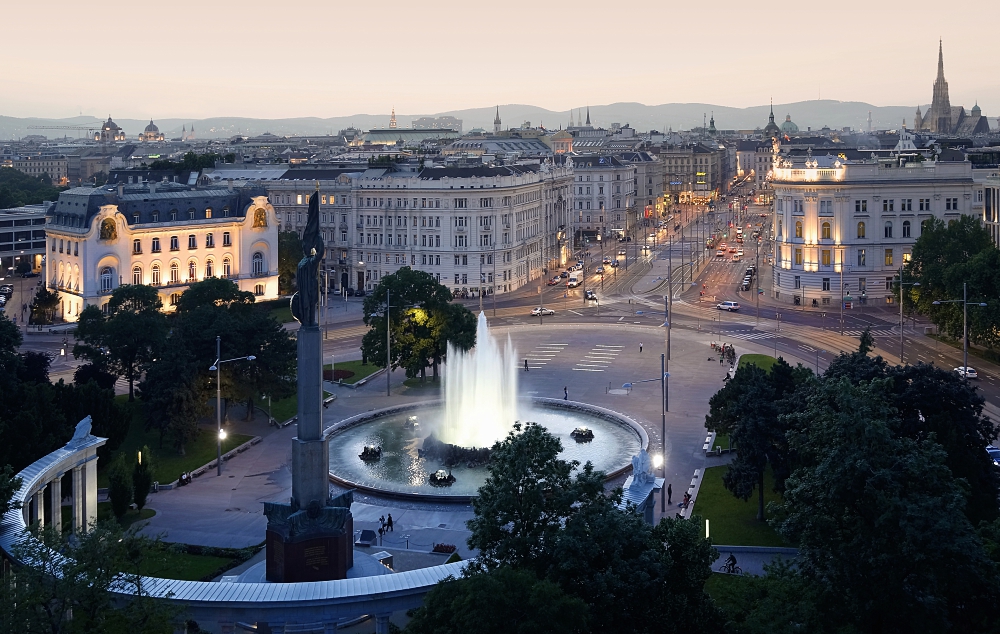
[438, 311, 519, 448]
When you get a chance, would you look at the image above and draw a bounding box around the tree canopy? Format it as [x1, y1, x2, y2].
[0, 167, 65, 207]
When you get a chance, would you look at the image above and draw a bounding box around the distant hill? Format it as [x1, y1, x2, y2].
[0, 101, 931, 140]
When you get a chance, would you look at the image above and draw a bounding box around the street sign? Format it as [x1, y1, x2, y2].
[844, 302, 853, 310]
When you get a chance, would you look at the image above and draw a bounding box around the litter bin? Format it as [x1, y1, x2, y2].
[152, 481, 159, 493]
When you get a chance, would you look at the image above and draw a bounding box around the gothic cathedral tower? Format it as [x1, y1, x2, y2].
[929, 40, 952, 134]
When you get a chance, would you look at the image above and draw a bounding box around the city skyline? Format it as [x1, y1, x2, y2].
[3, 0, 998, 120]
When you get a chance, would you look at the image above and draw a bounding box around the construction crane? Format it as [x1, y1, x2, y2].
[26, 122, 105, 137]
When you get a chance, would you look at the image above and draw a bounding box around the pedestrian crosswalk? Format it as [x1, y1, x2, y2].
[573, 344, 623, 372]
[716, 330, 775, 341]
[525, 342, 567, 369]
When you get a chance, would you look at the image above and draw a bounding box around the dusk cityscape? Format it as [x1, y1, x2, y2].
[2, 2, 1000, 633]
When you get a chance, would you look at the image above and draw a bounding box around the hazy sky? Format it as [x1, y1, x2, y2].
[4, 0, 998, 120]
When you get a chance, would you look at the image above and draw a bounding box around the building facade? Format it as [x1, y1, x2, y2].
[771, 153, 981, 306]
[266, 162, 574, 297]
[569, 155, 635, 244]
[0, 203, 47, 275]
[45, 182, 278, 321]
[7, 155, 69, 184]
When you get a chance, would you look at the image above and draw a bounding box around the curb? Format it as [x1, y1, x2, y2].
[151, 435, 262, 490]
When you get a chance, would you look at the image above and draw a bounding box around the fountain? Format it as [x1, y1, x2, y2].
[327, 312, 644, 500]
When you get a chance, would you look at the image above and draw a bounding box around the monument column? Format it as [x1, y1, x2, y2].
[375, 614, 392, 634]
[291, 321, 328, 509]
[48, 474, 62, 534]
[85, 452, 99, 528]
[31, 486, 45, 526]
[71, 465, 84, 533]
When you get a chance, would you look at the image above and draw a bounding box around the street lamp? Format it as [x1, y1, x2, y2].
[895, 266, 920, 364]
[932, 282, 987, 379]
[209, 336, 256, 476]
[622, 355, 670, 514]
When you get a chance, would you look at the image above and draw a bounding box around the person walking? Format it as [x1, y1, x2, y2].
[386, 513, 394, 532]
[563, 386, 568, 400]
[524, 359, 529, 372]
[667, 483, 672, 504]
[639, 342, 643, 353]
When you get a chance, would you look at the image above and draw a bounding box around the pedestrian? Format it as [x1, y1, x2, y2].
[387, 513, 394, 532]
[667, 483, 672, 504]
[379, 515, 385, 530]
[524, 359, 529, 372]
[720, 356, 724, 365]
[639, 342, 643, 353]
[563, 386, 568, 400]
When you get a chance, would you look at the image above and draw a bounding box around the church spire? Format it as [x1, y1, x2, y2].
[585, 106, 590, 126]
[494, 105, 501, 134]
[389, 106, 397, 129]
[937, 38, 945, 81]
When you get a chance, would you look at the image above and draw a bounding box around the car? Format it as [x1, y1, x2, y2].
[987, 446, 1000, 468]
[717, 301, 741, 311]
[585, 290, 597, 301]
[0, 284, 12, 293]
[345, 288, 356, 296]
[649, 233, 656, 239]
[560, 271, 569, 278]
[610, 260, 619, 267]
[531, 307, 555, 316]
[716, 249, 725, 257]
[602, 256, 612, 264]
[740, 282, 751, 291]
[547, 276, 561, 286]
[728, 247, 737, 253]
[731, 255, 741, 263]
[955, 366, 979, 379]
[719, 243, 727, 250]
[21, 271, 38, 278]
[0, 296, 6, 306]
[736, 249, 744, 257]
[355, 289, 366, 298]
[595, 266, 605, 274]
[618, 249, 627, 255]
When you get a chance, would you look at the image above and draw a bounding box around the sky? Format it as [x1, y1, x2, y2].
[3, 0, 999, 120]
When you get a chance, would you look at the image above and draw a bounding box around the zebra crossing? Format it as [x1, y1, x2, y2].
[525, 342, 567, 369]
[716, 330, 775, 341]
[573, 344, 623, 372]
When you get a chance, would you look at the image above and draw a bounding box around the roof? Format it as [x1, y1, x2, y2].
[414, 164, 540, 180]
[572, 155, 625, 168]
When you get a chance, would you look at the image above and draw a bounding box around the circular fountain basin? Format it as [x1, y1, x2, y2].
[327, 399, 645, 502]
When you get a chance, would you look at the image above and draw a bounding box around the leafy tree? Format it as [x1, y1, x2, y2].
[107, 453, 133, 520]
[29, 285, 59, 325]
[18, 350, 51, 384]
[0, 464, 21, 517]
[277, 229, 302, 294]
[133, 445, 154, 511]
[73, 363, 118, 390]
[138, 345, 206, 454]
[712, 561, 826, 634]
[173, 276, 254, 313]
[73, 285, 168, 401]
[0, 521, 178, 634]
[0, 167, 65, 207]
[406, 568, 588, 634]
[772, 377, 1000, 633]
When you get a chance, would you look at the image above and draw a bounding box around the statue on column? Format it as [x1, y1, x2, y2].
[290, 191, 324, 327]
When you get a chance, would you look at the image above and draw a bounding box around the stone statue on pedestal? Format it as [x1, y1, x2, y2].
[290, 192, 324, 327]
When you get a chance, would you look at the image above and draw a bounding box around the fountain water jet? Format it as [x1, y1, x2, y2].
[438, 312, 518, 449]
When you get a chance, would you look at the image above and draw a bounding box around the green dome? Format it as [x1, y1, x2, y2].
[781, 115, 799, 133]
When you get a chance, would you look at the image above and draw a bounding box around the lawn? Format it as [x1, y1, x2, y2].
[267, 389, 334, 424]
[60, 502, 155, 532]
[738, 353, 777, 372]
[139, 548, 240, 581]
[99, 397, 252, 488]
[255, 298, 292, 324]
[324, 359, 380, 385]
[693, 464, 786, 547]
[713, 433, 732, 452]
[403, 377, 442, 390]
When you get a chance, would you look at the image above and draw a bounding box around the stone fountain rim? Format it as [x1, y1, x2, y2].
[325, 397, 648, 504]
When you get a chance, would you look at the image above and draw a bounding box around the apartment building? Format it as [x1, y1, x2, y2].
[569, 155, 635, 244]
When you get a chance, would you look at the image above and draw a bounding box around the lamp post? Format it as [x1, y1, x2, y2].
[209, 336, 256, 476]
[622, 356, 670, 514]
[896, 266, 920, 364]
[932, 282, 987, 379]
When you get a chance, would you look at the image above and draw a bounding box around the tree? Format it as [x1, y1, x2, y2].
[138, 345, 206, 454]
[18, 350, 51, 384]
[406, 568, 588, 634]
[0, 464, 21, 517]
[73, 363, 118, 390]
[772, 378, 1000, 633]
[0, 167, 65, 207]
[133, 446, 154, 511]
[173, 277, 254, 313]
[74, 285, 168, 401]
[107, 453, 133, 520]
[277, 229, 302, 294]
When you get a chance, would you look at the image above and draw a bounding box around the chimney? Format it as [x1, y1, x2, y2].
[227, 178, 233, 192]
[117, 183, 124, 197]
[149, 182, 157, 194]
[127, 175, 133, 184]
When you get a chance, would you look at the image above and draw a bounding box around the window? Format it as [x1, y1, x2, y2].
[205, 208, 212, 219]
[858, 249, 866, 266]
[885, 249, 893, 266]
[901, 199, 912, 211]
[223, 232, 231, 247]
[100, 267, 113, 292]
[884, 221, 893, 238]
[821, 250, 831, 266]
[857, 221, 866, 239]
[297, 194, 303, 205]
[205, 259, 214, 278]
[902, 220, 911, 238]
[821, 222, 831, 240]
[252, 252, 265, 275]
[151, 237, 161, 253]
[855, 199, 868, 213]
[794, 221, 802, 238]
[946, 197, 959, 210]
[152, 211, 159, 222]
[252, 284, 264, 296]
[820, 200, 832, 214]
[903, 251, 911, 264]
[132, 239, 141, 254]
[822, 278, 831, 291]
[188, 260, 196, 281]
[170, 236, 179, 251]
[206, 233, 214, 247]
[151, 264, 160, 286]
[188, 235, 197, 249]
[794, 275, 801, 289]
[794, 248, 802, 265]
[170, 293, 181, 306]
[223, 257, 231, 278]
[793, 200, 803, 213]
[885, 277, 894, 291]
[132, 266, 142, 285]
[883, 199, 894, 212]
[919, 198, 930, 211]
[169, 263, 179, 284]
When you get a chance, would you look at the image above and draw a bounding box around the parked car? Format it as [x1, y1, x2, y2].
[986, 446, 1000, 468]
[345, 288, 356, 296]
[717, 301, 741, 311]
[955, 366, 979, 379]
[531, 307, 555, 316]
[559, 271, 569, 278]
[355, 289, 366, 298]
[548, 276, 561, 285]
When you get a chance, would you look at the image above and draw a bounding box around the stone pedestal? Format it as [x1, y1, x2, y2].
[264, 492, 355, 582]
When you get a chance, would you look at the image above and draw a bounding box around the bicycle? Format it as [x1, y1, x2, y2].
[718, 560, 742, 575]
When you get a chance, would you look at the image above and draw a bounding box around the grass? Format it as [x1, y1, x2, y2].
[738, 353, 778, 372]
[694, 465, 786, 547]
[267, 389, 334, 423]
[403, 377, 442, 390]
[928, 333, 1000, 365]
[99, 397, 252, 488]
[139, 549, 239, 581]
[255, 297, 293, 324]
[324, 359, 380, 385]
[714, 433, 732, 451]
[59, 502, 155, 532]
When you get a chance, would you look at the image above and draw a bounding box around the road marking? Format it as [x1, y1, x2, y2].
[572, 368, 605, 372]
[618, 317, 624, 322]
[799, 345, 816, 352]
[595, 344, 624, 348]
[568, 310, 582, 316]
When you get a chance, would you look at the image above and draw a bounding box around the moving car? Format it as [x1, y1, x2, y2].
[618, 249, 627, 256]
[728, 246, 737, 253]
[531, 307, 555, 316]
[736, 249, 744, 257]
[610, 260, 619, 267]
[548, 276, 561, 285]
[717, 301, 741, 311]
[585, 290, 597, 301]
[602, 256, 612, 264]
[560, 271, 569, 278]
[595, 266, 605, 274]
[716, 249, 725, 257]
[955, 366, 979, 379]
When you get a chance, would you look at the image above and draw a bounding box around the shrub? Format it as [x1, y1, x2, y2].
[107, 454, 133, 520]
[132, 446, 154, 510]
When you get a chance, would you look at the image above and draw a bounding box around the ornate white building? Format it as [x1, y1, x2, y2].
[771, 152, 982, 306]
[45, 182, 278, 320]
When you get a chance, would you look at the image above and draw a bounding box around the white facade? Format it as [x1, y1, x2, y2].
[45, 184, 278, 321]
[569, 155, 635, 244]
[267, 163, 574, 296]
[771, 154, 981, 306]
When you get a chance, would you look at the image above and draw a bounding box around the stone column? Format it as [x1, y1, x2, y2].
[31, 487, 45, 527]
[71, 465, 84, 533]
[85, 454, 99, 528]
[48, 474, 62, 534]
[291, 324, 329, 509]
[374, 614, 391, 634]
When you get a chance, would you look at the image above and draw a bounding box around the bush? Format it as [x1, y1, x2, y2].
[433, 543, 457, 553]
[132, 446, 154, 510]
[322, 369, 356, 381]
[107, 454, 133, 520]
